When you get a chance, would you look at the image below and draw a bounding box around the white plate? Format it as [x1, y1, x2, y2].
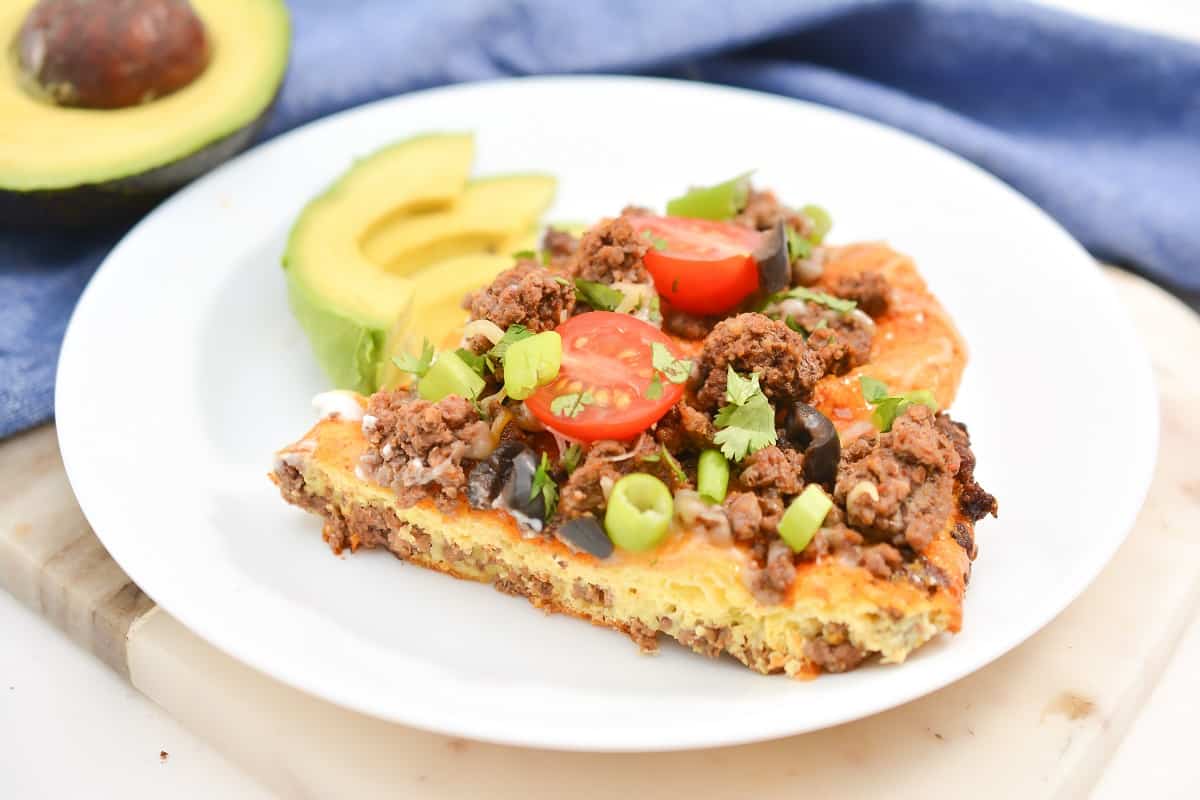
[56, 77, 1157, 751]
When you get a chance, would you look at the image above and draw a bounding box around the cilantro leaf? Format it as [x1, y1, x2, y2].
[550, 391, 595, 419]
[573, 279, 624, 312]
[785, 315, 828, 338]
[723, 365, 762, 406]
[651, 342, 692, 384]
[530, 452, 558, 520]
[487, 324, 534, 361]
[560, 443, 582, 474]
[858, 376, 939, 432]
[512, 249, 537, 261]
[640, 229, 669, 251]
[392, 338, 434, 377]
[859, 375, 889, 403]
[659, 446, 688, 484]
[712, 368, 777, 461]
[553, 275, 570, 286]
[786, 226, 812, 261]
[646, 372, 664, 400]
[763, 286, 856, 315]
[646, 293, 662, 324]
[455, 348, 489, 377]
[714, 393, 777, 462]
[869, 396, 905, 432]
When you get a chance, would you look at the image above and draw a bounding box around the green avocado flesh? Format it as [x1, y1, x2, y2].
[0, 0, 290, 222]
[283, 133, 556, 393]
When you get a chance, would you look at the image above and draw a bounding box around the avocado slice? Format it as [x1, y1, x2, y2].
[283, 133, 556, 393]
[360, 175, 557, 273]
[0, 0, 290, 225]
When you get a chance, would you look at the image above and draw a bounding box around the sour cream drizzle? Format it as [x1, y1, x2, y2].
[312, 390, 364, 422]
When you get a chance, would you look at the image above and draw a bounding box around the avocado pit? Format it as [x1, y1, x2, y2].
[16, 0, 210, 109]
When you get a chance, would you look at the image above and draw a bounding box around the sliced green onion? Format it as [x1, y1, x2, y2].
[697, 449, 730, 504]
[502, 331, 562, 400]
[604, 473, 674, 552]
[801, 204, 833, 244]
[418, 351, 486, 402]
[778, 485, 832, 552]
[666, 172, 753, 220]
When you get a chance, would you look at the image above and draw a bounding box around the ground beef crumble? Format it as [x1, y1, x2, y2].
[662, 307, 722, 340]
[559, 436, 686, 520]
[734, 189, 810, 235]
[467, 261, 575, 336]
[776, 299, 874, 375]
[693, 313, 824, 411]
[827, 271, 890, 318]
[569, 216, 650, 284]
[653, 400, 714, 451]
[359, 391, 491, 511]
[541, 228, 578, 272]
[834, 404, 982, 552]
[737, 446, 805, 496]
[804, 622, 867, 673]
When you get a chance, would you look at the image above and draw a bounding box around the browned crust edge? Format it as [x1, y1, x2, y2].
[271, 463, 885, 678]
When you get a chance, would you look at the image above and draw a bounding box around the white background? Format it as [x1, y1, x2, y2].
[2, 1, 1197, 796]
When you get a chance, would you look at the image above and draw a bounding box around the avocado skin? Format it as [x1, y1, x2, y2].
[0, 99, 277, 229]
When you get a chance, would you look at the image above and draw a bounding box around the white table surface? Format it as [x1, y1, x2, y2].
[2, 2, 1197, 797]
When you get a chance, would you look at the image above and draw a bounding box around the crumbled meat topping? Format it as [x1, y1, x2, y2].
[826, 271, 890, 318]
[570, 216, 650, 284]
[541, 228, 579, 272]
[934, 414, 998, 522]
[653, 400, 714, 451]
[807, 323, 871, 375]
[693, 313, 824, 411]
[723, 492, 763, 542]
[467, 262, 575, 334]
[662, 307, 721, 340]
[559, 436, 686, 520]
[734, 189, 809, 235]
[804, 623, 866, 673]
[359, 391, 490, 511]
[777, 299, 874, 375]
[834, 403, 964, 551]
[737, 446, 805, 496]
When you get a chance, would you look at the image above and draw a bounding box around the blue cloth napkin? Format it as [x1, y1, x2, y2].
[3, 0, 1199, 439]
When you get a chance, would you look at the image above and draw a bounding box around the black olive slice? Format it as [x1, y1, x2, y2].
[556, 516, 614, 559]
[498, 446, 546, 527]
[786, 402, 841, 486]
[467, 440, 526, 510]
[753, 219, 790, 294]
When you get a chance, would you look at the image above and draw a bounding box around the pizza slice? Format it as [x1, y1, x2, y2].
[273, 186, 996, 677]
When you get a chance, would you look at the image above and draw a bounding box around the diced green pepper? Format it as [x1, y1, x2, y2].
[417, 351, 486, 402]
[502, 331, 562, 400]
[778, 485, 832, 552]
[666, 172, 753, 220]
[801, 204, 832, 244]
[697, 449, 730, 504]
[604, 473, 674, 552]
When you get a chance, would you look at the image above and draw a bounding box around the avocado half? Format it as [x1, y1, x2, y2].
[0, 0, 290, 226]
[283, 133, 555, 393]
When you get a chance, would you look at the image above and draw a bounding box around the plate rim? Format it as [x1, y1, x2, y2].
[54, 74, 1160, 751]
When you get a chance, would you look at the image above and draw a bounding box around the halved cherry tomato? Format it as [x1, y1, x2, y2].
[626, 214, 762, 315]
[525, 311, 686, 442]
